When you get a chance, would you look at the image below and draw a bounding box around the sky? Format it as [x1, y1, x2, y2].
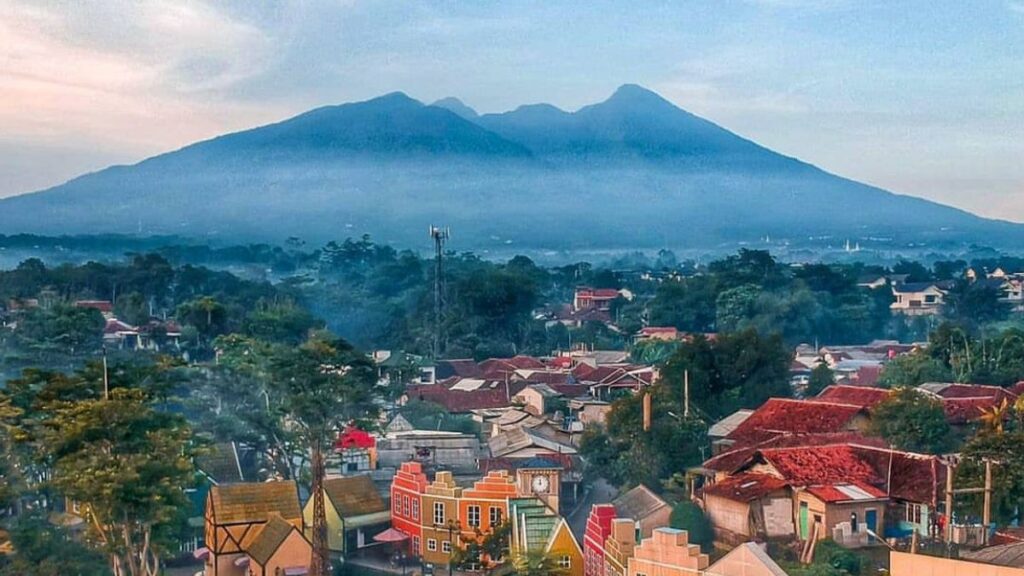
[2, 0, 1023, 220]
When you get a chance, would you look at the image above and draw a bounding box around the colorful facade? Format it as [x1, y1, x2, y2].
[420, 471, 464, 566]
[583, 504, 616, 576]
[459, 470, 519, 545]
[391, 461, 429, 557]
[509, 497, 584, 576]
[603, 518, 636, 576]
[627, 528, 709, 576]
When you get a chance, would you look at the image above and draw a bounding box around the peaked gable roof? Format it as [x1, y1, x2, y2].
[324, 475, 387, 518]
[726, 398, 866, 445]
[209, 481, 301, 525]
[245, 514, 304, 566]
[196, 442, 244, 484]
[612, 485, 669, 521]
[816, 385, 891, 408]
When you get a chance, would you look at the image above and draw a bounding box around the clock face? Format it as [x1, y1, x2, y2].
[531, 475, 550, 493]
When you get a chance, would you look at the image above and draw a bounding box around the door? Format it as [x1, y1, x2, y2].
[799, 502, 809, 539]
[865, 509, 878, 535]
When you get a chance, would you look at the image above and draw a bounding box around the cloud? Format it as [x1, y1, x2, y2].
[0, 0, 286, 153]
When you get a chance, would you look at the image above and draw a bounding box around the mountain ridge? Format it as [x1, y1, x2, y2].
[1, 84, 1019, 250]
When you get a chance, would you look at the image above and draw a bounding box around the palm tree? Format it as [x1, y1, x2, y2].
[979, 398, 1010, 435]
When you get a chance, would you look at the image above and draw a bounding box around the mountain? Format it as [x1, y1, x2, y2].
[1, 84, 1020, 251]
[431, 97, 479, 120]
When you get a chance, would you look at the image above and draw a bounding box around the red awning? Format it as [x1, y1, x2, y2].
[192, 547, 210, 560]
[374, 528, 411, 543]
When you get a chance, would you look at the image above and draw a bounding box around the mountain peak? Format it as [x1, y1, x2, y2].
[605, 84, 672, 106]
[431, 97, 478, 119]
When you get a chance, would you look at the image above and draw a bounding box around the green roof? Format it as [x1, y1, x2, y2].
[510, 497, 559, 551]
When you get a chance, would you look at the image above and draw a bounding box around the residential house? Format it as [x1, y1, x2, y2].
[720, 398, 871, 451]
[233, 514, 312, 576]
[517, 383, 564, 416]
[573, 287, 631, 313]
[918, 382, 1019, 428]
[509, 497, 584, 576]
[611, 485, 672, 540]
[891, 282, 949, 315]
[457, 470, 519, 565]
[815, 385, 891, 409]
[184, 442, 245, 554]
[377, 429, 482, 473]
[568, 398, 612, 427]
[701, 473, 792, 544]
[302, 475, 389, 559]
[334, 426, 377, 473]
[201, 481, 303, 576]
[626, 528, 709, 576]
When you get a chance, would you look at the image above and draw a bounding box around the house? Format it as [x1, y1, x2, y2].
[917, 382, 1019, 427]
[701, 473, 792, 543]
[489, 427, 578, 461]
[857, 274, 889, 289]
[891, 282, 948, 315]
[722, 398, 871, 450]
[74, 300, 114, 318]
[103, 318, 140, 349]
[568, 398, 612, 427]
[183, 442, 245, 554]
[583, 504, 616, 576]
[573, 287, 631, 313]
[626, 528, 709, 576]
[377, 429, 482, 473]
[797, 482, 888, 546]
[708, 410, 755, 452]
[610, 485, 671, 540]
[509, 497, 584, 576]
[201, 481, 303, 576]
[302, 475, 390, 559]
[334, 426, 377, 473]
[517, 383, 564, 416]
[815, 385, 891, 409]
[634, 327, 682, 342]
[457, 470, 519, 566]
[233, 514, 312, 576]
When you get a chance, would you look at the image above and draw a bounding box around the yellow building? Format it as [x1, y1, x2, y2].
[627, 528, 708, 576]
[510, 497, 584, 576]
[302, 475, 390, 559]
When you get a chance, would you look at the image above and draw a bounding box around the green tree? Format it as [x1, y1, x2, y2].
[668, 501, 713, 552]
[806, 363, 835, 397]
[34, 387, 197, 576]
[957, 431, 1024, 525]
[269, 334, 377, 576]
[869, 387, 952, 453]
[0, 513, 109, 576]
[877, 352, 953, 388]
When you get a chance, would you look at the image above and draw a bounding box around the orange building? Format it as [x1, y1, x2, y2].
[420, 471, 464, 567]
[627, 528, 709, 576]
[459, 470, 518, 543]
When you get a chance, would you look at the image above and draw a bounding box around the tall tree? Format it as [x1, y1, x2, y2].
[869, 387, 952, 454]
[269, 334, 377, 576]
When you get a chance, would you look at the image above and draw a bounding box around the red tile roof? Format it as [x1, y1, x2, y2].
[703, 473, 788, 502]
[704, 432, 887, 473]
[335, 426, 375, 450]
[75, 300, 113, 313]
[726, 399, 866, 445]
[853, 365, 883, 387]
[942, 397, 1005, 425]
[411, 379, 527, 413]
[754, 445, 883, 486]
[933, 383, 1013, 399]
[816, 385, 891, 408]
[848, 445, 944, 505]
[576, 288, 621, 300]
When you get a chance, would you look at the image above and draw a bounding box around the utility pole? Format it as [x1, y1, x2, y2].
[944, 458, 998, 546]
[102, 345, 109, 400]
[683, 370, 690, 419]
[429, 226, 449, 360]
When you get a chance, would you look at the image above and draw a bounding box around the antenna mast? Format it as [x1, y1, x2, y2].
[429, 225, 450, 359]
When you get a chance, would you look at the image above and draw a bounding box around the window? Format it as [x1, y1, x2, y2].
[558, 555, 571, 569]
[403, 495, 411, 517]
[427, 539, 437, 552]
[412, 499, 420, 520]
[442, 541, 452, 554]
[468, 505, 481, 528]
[907, 503, 922, 524]
[393, 495, 401, 515]
[489, 506, 502, 527]
[434, 502, 445, 526]
[412, 536, 421, 555]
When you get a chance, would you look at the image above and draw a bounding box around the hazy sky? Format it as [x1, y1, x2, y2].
[2, 0, 1023, 220]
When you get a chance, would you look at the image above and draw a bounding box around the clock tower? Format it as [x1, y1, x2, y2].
[516, 457, 562, 513]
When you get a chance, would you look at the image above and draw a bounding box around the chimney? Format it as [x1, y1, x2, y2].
[643, 391, 652, 432]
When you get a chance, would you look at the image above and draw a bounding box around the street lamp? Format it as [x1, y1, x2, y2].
[434, 519, 461, 576]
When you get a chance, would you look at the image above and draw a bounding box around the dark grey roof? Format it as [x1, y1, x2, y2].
[612, 484, 669, 521]
[961, 541, 1024, 567]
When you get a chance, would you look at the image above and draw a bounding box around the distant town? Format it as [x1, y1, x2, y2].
[3, 237, 1024, 576]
